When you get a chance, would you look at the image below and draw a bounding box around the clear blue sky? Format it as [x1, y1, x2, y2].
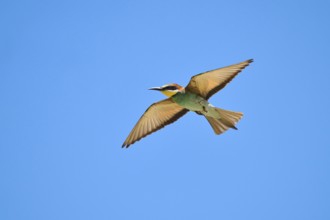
[1, 0, 330, 219]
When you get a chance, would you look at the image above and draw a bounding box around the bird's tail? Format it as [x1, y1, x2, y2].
[205, 108, 243, 135]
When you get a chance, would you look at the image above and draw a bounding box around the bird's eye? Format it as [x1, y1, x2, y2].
[163, 86, 177, 90]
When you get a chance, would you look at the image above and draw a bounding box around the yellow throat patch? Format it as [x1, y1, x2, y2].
[161, 90, 177, 97]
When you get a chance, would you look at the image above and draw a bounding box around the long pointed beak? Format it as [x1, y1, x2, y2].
[149, 87, 162, 91]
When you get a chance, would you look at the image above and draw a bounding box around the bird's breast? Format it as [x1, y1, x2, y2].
[172, 92, 209, 112]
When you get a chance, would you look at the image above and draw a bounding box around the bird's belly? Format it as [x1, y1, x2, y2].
[172, 92, 209, 112]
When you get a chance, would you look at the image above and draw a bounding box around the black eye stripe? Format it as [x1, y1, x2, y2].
[162, 86, 177, 91]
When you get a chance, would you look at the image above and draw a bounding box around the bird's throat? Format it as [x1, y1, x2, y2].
[161, 90, 176, 97]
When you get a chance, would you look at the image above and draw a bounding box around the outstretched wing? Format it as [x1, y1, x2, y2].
[122, 98, 188, 148]
[186, 59, 253, 100]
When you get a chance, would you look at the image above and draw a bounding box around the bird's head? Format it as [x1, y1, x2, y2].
[149, 83, 185, 97]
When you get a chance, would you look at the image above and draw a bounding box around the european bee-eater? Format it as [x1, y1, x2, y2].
[122, 59, 253, 148]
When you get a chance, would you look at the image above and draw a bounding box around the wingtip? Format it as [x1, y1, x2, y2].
[247, 58, 254, 63]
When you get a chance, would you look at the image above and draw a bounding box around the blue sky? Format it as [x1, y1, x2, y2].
[1, 0, 330, 219]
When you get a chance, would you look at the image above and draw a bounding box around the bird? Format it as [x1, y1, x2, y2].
[122, 59, 253, 148]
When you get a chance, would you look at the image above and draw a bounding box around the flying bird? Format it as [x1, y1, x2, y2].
[122, 59, 253, 148]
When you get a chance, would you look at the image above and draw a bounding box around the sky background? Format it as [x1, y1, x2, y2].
[1, 0, 330, 219]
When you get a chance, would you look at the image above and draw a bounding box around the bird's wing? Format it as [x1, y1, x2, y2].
[122, 98, 188, 148]
[185, 59, 253, 100]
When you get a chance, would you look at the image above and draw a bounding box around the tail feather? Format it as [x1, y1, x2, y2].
[205, 108, 243, 135]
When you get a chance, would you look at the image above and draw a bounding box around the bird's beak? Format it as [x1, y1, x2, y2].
[149, 87, 162, 91]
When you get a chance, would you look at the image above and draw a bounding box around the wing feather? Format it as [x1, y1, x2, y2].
[122, 98, 188, 148]
[186, 59, 253, 99]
